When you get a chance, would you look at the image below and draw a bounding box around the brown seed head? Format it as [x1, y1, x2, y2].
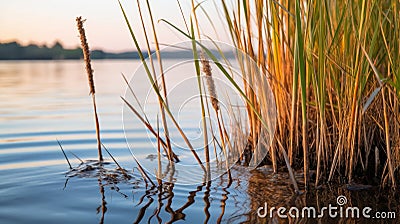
[76, 16, 95, 95]
[201, 56, 219, 111]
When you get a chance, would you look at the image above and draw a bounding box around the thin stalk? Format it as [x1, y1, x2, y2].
[382, 87, 396, 188]
[220, 115, 233, 184]
[157, 116, 162, 184]
[190, 1, 210, 176]
[121, 97, 177, 161]
[276, 138, 300, 194]
[69, 151, 84, 164]
[289, 44, 299, 166]
[145, 0, 174, 161]
[294, 0, 309, 190]
[118, 1, 204, 170]
[102, 143, 130, 179]
[135, 157, 156, 187]
[315, 0, 327, 187]
[136, 0, 174, 161]
[57, 139, 72, 169]
[92, 95, 102, 161]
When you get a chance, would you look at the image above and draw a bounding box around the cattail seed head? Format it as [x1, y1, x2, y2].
[201, 55, 219, 111]
[76, 16, 95, 95]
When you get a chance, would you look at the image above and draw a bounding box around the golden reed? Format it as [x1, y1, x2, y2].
[76, 16, 103, 161]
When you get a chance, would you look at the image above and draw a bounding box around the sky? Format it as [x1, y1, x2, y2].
[0, 0, 228, 52]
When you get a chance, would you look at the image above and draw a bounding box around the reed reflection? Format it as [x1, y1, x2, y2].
[97, 177, 107, 224]
[129, 159, 236, 224]
[217, 175, 232, 224]
[246, 167, 297, 223]
[133, 186, 156, 224]
[244, 167, 400, 224]
[136, 162, 207, 223]
[60, 149, 400, 223]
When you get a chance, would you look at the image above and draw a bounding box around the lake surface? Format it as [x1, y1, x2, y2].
[0, 60, 398, 223]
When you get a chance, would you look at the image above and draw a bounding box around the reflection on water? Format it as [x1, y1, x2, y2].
[65, 162, 399, 224]
[0, 60, 398, 223]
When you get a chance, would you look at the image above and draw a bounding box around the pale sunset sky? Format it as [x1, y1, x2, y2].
[0, 0, 228, 52]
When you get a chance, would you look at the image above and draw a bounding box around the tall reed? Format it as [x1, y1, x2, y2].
[76, 16, 103, 162]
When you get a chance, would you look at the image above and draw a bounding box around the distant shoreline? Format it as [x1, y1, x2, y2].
[0, 41, 234, 61]
[0, 58, 140, 62]
[0, 41, 146, 60]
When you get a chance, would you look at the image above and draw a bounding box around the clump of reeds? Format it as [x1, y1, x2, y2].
[117, 0, 399, 191]
[216, 0, 399, 190]
[76, 16, 103, 162]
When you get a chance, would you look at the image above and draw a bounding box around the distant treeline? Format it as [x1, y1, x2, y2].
[0, 41, 146, 60]
[0, 41, 235, 60]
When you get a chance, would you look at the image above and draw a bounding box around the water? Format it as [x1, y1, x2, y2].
[0, 60, 398, 223]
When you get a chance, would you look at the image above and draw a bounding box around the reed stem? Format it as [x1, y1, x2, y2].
[76, 16, 103, 162]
